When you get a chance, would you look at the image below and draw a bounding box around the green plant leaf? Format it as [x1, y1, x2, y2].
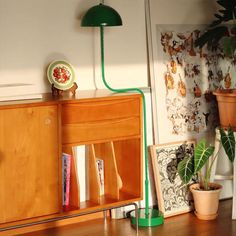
[222, 36, 236, 56]
[195, 0, 236, 49]
[177, 156, 194, 184]
[195, 26, 229, 49]
[220, 127, 236, 162]
[194, 140, 215, 173]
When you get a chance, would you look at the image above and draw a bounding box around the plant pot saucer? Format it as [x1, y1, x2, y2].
[194, 211, 218, 220]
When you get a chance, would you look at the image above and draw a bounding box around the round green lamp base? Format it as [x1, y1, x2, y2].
[130, 208, 164, 227]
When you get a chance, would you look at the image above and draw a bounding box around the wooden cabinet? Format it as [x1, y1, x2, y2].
[0, 91, 142, 234]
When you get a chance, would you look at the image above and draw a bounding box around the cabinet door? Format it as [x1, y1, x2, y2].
[0, 105, 60, 224]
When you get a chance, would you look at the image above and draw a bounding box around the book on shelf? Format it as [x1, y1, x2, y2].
[96, 158, 104, 196]
[62, 153, 72, 206]
[0, 83, 42, 101]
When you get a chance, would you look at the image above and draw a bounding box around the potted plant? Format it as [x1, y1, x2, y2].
[195, 0, 236, 130]
[177, 127, 235, 220]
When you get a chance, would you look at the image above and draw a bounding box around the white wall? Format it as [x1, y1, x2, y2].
[150, 0, 217, 24]
[94, 0, 148, 89]
[0, 0, 148, 92]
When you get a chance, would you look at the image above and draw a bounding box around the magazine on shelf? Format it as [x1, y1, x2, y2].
[96, 158, 104, 196]
[62, 153, 72, 206]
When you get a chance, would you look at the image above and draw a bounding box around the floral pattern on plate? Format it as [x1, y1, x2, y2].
[47, 60, 75, 90]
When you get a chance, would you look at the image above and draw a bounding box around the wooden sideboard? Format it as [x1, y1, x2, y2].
[0, 90, 143, 234]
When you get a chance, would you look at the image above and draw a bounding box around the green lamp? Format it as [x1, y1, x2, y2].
[81, 2, 163, 227]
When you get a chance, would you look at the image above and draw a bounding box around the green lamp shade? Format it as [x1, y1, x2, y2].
[81, 3, 122, 27]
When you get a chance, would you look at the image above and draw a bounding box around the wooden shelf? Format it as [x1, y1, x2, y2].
[63, 193, 141, 218]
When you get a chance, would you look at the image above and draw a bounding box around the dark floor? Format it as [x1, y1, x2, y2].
[23, 199, 236, 236]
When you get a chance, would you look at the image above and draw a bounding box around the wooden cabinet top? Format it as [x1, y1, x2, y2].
[0, 90, 142, 109]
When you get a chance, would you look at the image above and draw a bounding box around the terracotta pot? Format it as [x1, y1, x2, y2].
[190, 183, 222, 220]
[214, 89, 236, 131]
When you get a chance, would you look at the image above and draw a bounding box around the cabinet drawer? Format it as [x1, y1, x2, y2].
[61, 97, 140, 124]
[62, 117, 140, 144]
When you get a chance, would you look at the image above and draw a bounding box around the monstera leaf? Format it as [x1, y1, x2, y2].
[177, 156, 194, 184]
[220, 127, 236, 162]
[194, 140, 215, 174]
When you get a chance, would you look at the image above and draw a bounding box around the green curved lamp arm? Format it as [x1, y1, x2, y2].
[100, 26, 150, 215]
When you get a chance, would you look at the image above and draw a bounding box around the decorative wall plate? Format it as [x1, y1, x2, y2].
[47, 60, 75, 90]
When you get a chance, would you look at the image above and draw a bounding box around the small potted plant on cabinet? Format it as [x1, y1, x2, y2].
[177, 127, 235, 220]
[195, 0, 236, 130]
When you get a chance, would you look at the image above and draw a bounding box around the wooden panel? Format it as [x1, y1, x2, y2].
[114, 139, 142, 197]
[0, 105, 60, 223]
[94, 142, 120, 200]
[61, 98, 140, 124]
[87, 144, 100, 204]
[62, 117, 140, 145]
[1, 212, 105, 236]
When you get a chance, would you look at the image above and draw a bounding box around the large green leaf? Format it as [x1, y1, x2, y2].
[222, 36, 236, 56]
[177, 156, 194, 184]
[194, 140, 215, 173]
[220, 127, 236, 162]
[195, 0, 236, 50]
[195, 26, 229, 49]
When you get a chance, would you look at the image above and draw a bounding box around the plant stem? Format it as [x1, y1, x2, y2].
[204, 146, 222, 190]
[198, 171, 203, 189]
